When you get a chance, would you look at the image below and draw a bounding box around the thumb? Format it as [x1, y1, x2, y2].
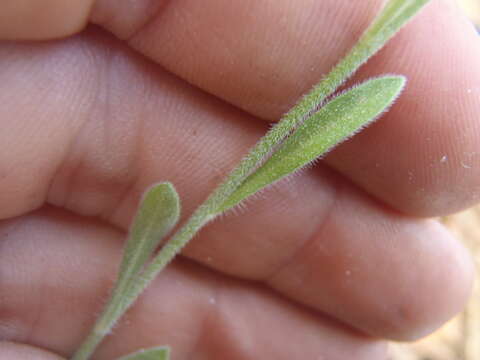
[0, 342, 65, 360]
[0, 0, 94, 40]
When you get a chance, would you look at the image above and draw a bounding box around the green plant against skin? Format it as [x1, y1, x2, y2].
[116, 347, 170, 360]
[71, 1, 431, 359]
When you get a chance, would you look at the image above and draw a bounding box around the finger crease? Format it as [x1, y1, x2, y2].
[262, 177, 343, 284]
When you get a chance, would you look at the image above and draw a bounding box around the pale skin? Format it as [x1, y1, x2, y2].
[1, 0, 480, 359]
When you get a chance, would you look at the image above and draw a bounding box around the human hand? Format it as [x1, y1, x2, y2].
[1, 1, 479, 359]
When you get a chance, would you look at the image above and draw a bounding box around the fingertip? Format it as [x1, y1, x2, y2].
[378, 220, 475, 341]
[0, 342, 65, 360]
[0, 0, 95, 40]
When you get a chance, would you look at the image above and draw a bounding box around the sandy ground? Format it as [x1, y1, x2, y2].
[458, 0, 480, 25]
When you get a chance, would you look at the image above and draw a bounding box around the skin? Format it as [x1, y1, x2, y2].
[0, 0, 479, 359]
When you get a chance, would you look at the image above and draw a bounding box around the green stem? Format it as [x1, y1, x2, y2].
[70, 329, 104, 360]
[71, 280, 139, 360]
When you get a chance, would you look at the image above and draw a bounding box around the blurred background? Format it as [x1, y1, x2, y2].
[390, 1, 479, 359]
[458, 0, 480, 29]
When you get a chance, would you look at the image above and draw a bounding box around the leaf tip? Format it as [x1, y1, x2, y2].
[142, 182, 181, 217]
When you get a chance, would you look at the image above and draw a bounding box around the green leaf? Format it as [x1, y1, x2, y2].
[117, 182, 180, 287]
[116, 346, 170, 360]
[220, 76, 406, 211]
[70, 185, 180, 360]
[274, 0, 431, 149]
[367, 0, 432, 42]
[194, 0, 432, 217]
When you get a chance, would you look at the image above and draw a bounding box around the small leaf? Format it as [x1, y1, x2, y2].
[116, 346, 170, 360]
[117, 182, 180, 289]
[220, 76, 406, 211]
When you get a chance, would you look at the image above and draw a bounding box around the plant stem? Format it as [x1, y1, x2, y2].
[70, 329, 105, 360]
[70, 282, 133, 360]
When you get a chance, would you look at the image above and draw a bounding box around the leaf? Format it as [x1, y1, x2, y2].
[199, 0, 431, 217]
[69, 185, 180, 360]
[116, 182, 180, 291]
[273, 0, 431, 149]
[116, 346, 170, 360]
[219, 76, 406, 211]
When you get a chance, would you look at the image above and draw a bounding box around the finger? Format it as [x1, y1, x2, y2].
[0, 208, 387, 359]
[91, 0, 480, 216]
[0, 342, 64, 360]
[0, 32, 473, 340]
[188, 170, 474, 340]
[0, 0, 94, 40]
[0, 37, 95, 219]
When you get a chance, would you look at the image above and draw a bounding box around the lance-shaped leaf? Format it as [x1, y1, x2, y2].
[117, 182, 180, 289]
[219, 76, 406, 211]
[272, 0, 430, 145]
[191, 0, 432, 218]
[69, 185, 180, 360]
[116, 346, 170, 360]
